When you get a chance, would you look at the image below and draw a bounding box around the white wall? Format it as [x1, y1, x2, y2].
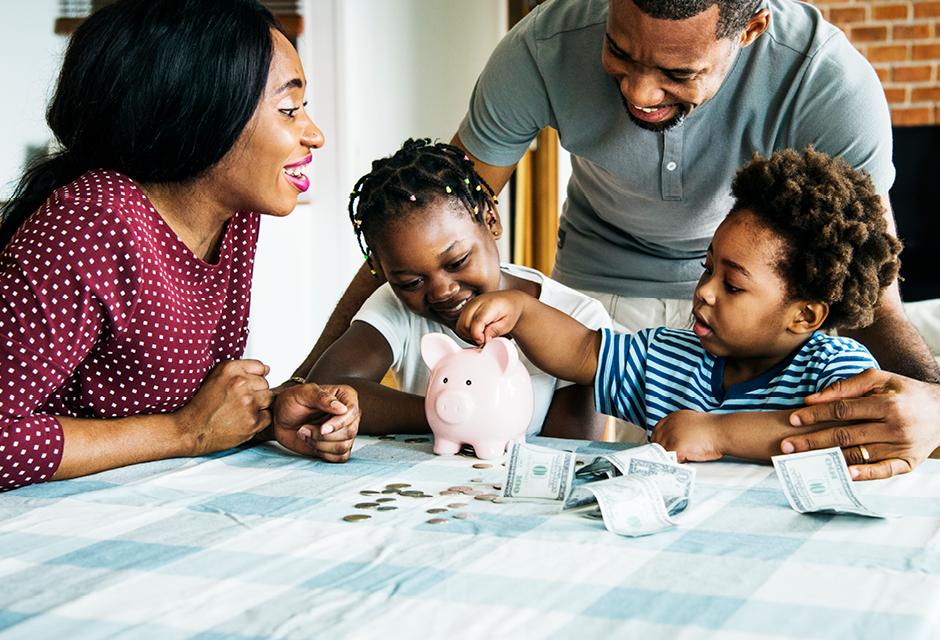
[0, 0, 66, 200]
[246, 0, 507, 382]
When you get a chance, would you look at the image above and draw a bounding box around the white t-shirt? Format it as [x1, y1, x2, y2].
[352, 263, 612, 435]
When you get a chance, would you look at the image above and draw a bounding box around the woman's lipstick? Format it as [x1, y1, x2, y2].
[283, 154, 312, 193]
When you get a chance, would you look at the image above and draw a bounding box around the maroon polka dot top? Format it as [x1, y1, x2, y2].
[0, 170, 260, 490]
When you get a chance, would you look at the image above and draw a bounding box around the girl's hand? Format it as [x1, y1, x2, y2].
[652, 410, 724, 462]
[173, 359, 273, 455]
[272, 383, 360, 462]
[456, 290, 528, 345]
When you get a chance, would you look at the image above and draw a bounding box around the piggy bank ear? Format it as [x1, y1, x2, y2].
[481, 336, 520, 373]
[421, 333, 462, 369]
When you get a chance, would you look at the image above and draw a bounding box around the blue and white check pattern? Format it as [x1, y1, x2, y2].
[1, 436, 938, 639]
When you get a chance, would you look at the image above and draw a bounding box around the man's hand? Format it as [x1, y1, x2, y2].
[784, 369, 940, 480]
[652, 410, 724, 462]
[272, 383, 360, 462]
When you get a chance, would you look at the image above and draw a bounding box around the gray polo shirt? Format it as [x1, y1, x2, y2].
[457, 0, 894, 299]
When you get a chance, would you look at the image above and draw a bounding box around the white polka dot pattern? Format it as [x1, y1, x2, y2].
[0, 170, 259, 490]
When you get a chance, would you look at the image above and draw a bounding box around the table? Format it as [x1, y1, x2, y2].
[2, 435, 939, 639]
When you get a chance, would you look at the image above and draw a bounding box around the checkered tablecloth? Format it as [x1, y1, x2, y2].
[1, 435, 938, 639]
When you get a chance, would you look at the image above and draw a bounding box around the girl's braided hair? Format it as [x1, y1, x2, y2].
[348, 138, 496, 273]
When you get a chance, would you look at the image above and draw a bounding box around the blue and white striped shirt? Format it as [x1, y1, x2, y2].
[594, 328, 879, 434]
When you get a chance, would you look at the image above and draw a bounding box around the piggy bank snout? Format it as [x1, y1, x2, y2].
[433, 390, 475, 424]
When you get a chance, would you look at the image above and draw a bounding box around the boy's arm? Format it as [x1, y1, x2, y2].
[457, 290, 601, 386]
[652, 409, 835, 463]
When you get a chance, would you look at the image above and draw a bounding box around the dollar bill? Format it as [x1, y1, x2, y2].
[771, 447, 885, 518]
[582, 475, 677, 537]
[624, 457, 695, 516]
[571, 445, 694, 516]
[575, 443, 674, 480]
[501, 442, 576, 503]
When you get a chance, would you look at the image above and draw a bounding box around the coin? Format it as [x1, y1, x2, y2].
[376, 497, 396, 503]
[354, 502, 379, 509]
[439, 490, 459, 496]
[381, 489, 399, 494]
[359, 490, 380, 496]
[447, 503, 467, 509]
[491, 484, 502, 491]
[343, 514, 371, 522]
[399, 490, 424, 497]
[377, 506, 398, 511]
[472, 463, 492, 469]
[470, 477, 484, 483]
[426, 518, 449, 525]
[426, 508, 448, 514]
[575, 459, 586, 466]
[453, 512, 475, 520]
[474, 494, 497, 502]
[386, 483, 411, 489]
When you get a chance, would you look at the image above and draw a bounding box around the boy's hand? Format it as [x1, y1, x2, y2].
[457, 290, 528, 346]
[652, 410, 724, 462]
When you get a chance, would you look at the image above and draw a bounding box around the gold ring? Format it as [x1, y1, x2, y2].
[857, 445, 870, 463]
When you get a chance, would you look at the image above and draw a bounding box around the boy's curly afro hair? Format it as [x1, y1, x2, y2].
[730, 147, 901, 330]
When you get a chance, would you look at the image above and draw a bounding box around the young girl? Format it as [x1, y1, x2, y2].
[457, 148, 902, 463]
[305, 138, 612, 439]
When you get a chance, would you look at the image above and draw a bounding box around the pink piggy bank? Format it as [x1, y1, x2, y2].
[421, 333, 534, 459]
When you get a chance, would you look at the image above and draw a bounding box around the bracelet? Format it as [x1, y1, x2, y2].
[287, 375, 307, 386]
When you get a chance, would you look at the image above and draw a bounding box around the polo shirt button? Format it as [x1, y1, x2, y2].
[666, 161, 677, 171]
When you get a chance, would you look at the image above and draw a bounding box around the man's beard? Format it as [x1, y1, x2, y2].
[620, 93, 691, 132]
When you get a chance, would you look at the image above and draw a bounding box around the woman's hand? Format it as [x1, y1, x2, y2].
[272, 383, 360, 462]
[652, 410, 724, 462]
[784, 369, 940, 480]
[456, 290, 528, 346]
[173, 359, 273, 456]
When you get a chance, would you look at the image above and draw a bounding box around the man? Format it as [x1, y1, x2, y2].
[282, 0, 940, 478]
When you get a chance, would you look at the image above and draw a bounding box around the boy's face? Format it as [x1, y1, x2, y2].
[692, 210, 810, 363]
[371, 199, 503, 330]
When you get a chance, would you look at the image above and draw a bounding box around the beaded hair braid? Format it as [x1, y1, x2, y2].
[348, 138, 498, 275]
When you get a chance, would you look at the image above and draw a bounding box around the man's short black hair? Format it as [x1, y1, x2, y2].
[632, 0, 762, 40]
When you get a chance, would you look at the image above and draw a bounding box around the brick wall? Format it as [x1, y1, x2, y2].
[808, 1, 940, 125]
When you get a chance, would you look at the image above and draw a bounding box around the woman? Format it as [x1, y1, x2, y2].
[0, 0, 359, 491]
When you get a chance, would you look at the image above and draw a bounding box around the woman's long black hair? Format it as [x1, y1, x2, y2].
[0, 0, 280, 250]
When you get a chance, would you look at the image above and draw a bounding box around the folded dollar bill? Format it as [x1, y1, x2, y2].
[572, 444, 694, 516]
[501, 441, 576, 503]
[575, 443, 675, 480]
[574, 475, 677, 537]
[771, 447, 885, 518]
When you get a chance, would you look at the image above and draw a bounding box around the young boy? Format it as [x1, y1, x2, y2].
[457, 148, 902, 463]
